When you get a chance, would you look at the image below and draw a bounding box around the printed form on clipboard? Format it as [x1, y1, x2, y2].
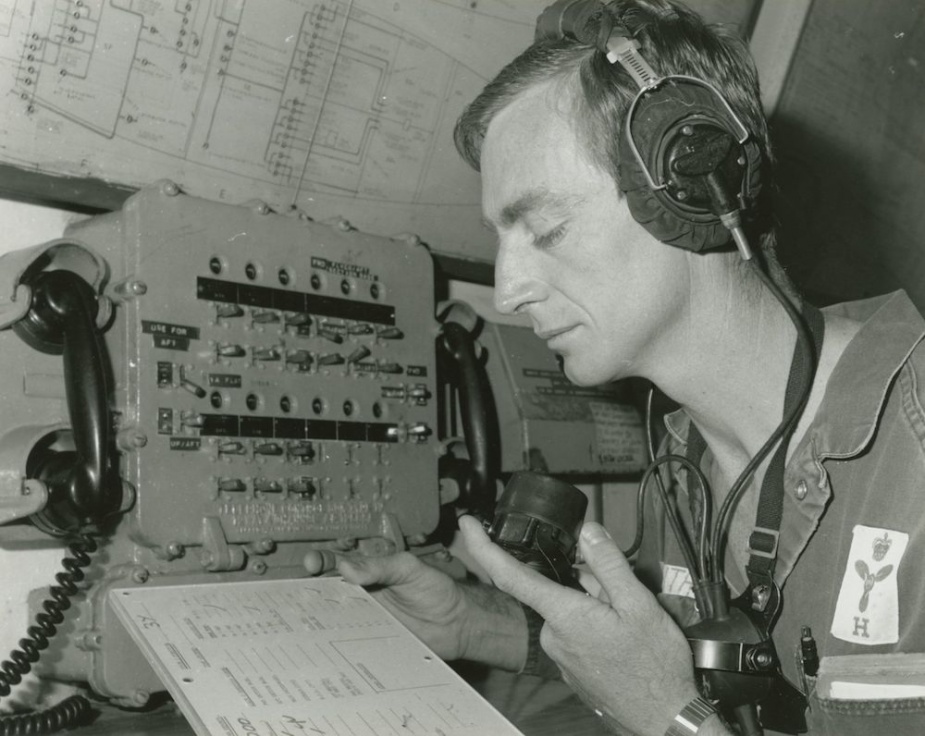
[109, 577, 525, 736]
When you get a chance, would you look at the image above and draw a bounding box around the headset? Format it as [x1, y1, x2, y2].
[535, 0, 763, 258]
[531, 3, 814, 734]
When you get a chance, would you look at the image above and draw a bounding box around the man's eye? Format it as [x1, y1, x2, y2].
[534, 223, 566, 249]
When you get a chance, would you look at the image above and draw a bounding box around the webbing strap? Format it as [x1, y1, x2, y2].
[746, 304, 824, 587]
[685, 304, 825, 591]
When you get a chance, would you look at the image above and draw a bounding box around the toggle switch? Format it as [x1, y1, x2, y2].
[317, 353, 345, 367]
[254, 442, 284, 456]
[317, 328, 344, 344]
[288, 442, 315, 461]
[285, 349, 313, 367]
[180, 411, 204, 428]
[254, 479, 283, 493]
[180, 378, 207, 398]
[408, 422, 432, 439]
[253, 346, 282, 361]
[347, 345, 372, 364]
[216, 303, 245, 319]
[252, 310, 281, 324]
[217, 343, 247, 358]
[285, 312, 312, 327]
[288, 477, 317, 498]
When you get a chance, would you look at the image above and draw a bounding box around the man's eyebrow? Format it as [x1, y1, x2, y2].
[485, 189, 583, 230]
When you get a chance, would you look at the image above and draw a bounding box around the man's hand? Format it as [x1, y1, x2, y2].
[460, 516, 723, 736]
[304, 549, 528, 670]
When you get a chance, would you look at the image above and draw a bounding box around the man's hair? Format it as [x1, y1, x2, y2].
[454, 0, 794, 295]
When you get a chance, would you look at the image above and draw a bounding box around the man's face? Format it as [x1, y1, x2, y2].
[480, 81, 689, 386]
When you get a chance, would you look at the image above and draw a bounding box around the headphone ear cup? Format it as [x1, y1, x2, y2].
[617, 82, 762, 252]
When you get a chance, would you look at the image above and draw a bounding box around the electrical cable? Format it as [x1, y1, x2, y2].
[623, 449, 711, 585]
[708, 260, 816, 583]
[0, 535, 98, 735]
[641, 387, 713, 580]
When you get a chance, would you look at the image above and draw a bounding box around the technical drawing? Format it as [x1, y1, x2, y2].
[0, 0, 540, 260]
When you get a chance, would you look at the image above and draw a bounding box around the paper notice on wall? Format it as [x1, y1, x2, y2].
[588, 401, 646, 470]
[110, 577, 524, 736]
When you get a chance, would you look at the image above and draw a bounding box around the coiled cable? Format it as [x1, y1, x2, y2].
[0, 535, 97, 735]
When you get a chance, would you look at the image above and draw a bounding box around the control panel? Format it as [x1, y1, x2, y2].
[69, 183, 440, 556]
[0, 182, 440, 703]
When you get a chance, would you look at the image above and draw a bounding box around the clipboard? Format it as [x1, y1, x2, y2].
[110, 577, 525, 736]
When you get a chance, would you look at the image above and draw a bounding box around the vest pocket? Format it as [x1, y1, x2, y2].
[807, 653, 925, 735]
[811, 694, 925, 735]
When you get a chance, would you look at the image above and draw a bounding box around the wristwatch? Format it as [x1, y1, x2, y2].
[665, 697, 718, 736]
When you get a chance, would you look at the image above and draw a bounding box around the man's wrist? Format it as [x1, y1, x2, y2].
[663, 696, 732, 736]
[457, 581, 529, 670]
[698, 714, 732, 736]
[664, 697, 717, 736]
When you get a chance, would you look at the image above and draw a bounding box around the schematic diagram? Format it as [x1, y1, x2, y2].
[0, 0, 540, 260]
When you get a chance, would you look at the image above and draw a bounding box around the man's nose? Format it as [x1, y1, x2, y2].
[493, 244, 547, 315]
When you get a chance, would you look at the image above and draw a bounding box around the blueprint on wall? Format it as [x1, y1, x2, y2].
[0, 0, 545, 260]
[0, 0, 755, 262]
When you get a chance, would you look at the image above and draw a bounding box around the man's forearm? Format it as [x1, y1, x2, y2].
[458, 580, 528, 671]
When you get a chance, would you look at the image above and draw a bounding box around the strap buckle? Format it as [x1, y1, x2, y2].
[748, 527, 780, 560]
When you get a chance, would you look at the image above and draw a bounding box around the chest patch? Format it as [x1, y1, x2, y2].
[831, 525, 909, 645]
[660, 562, 694, 599]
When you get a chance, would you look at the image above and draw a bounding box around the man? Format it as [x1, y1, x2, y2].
[306, 2, 925, 734]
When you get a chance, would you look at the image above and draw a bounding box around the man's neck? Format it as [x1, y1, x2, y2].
[655, 288, 800, 472]
[648, 285, 859, 488]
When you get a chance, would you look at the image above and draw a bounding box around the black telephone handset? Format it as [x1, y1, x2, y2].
[439, 317, 501, 520]
[14, 268, 121, 534]
[0, 266, 120, 734]
[438, 312, 586, 588]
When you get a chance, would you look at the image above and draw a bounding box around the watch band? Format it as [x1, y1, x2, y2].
[664, 697, 717, 736]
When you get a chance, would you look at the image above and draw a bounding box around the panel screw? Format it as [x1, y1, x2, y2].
[130, 690, 150, 707]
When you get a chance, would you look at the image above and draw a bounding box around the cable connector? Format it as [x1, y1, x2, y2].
[800, 625, 819, 678]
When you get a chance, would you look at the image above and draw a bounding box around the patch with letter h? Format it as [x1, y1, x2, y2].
[831, 525, 909, 645]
